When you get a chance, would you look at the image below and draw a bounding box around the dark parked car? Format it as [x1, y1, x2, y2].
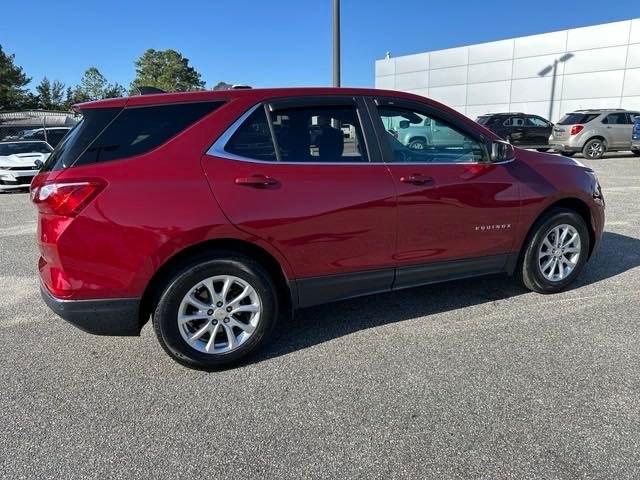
[476, 113, 554, 151]
[32, 88, 604, 369]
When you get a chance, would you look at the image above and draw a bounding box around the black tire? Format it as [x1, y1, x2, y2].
[408, 138, 427, 150]
[152, 252, 278, 369]
[560, 151, 576, 157]
[519, 208, 590, 294]
[631, 149, 640, 156]
[536, 148, 550, 152]
[582, 138, 605, 159]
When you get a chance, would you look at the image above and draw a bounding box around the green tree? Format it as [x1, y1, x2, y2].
[0, 44, 32, 110]
[102, 82, 126, 99]
[36, 77, 66, 110]
[130, 49, 205, 94]
[79, 67, 108, 101]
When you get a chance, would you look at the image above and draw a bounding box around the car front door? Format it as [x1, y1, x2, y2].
[202, 96, 398, 306]
[366, 97, 520, 287]
[602, 112, 630, 148]
[525, 116, 553, 147]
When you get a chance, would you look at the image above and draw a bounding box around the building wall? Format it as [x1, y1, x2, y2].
[375, 19, 640, 122]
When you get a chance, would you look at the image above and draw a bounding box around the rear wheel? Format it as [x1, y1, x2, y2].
[520, 208, 590, 294]
[152, 253, 278, 369]
[582, 139, 605, 159]
[408, 138, 427, 150]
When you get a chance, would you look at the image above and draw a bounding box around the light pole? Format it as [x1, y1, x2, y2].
[333, 0, 340, 87]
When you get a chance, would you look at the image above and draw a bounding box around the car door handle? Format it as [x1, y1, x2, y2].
[235, 175, 279, 187]
[400, 174, 434, 185]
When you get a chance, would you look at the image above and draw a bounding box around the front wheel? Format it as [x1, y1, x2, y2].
[152, 253, 278, 369]
[520, 208, 590, 294]
[408, 138, 427, 150]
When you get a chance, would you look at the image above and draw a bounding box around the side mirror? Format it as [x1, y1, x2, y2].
[490, 140, 515, 162]
[34, 159, 44, 170]
[398, 120, 410, 129]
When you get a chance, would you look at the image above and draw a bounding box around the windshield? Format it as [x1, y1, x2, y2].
[0, 142, 53, 156]
[558, 113, 599, 125]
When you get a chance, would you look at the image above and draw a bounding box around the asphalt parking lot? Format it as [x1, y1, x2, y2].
[1, 153, 639, 479]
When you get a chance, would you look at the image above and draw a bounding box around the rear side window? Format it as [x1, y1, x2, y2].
[557, 113, 599, 125]
[225, 107, 277, 161]
[602, 113, 630, 125]
[75, 101, 223, 166]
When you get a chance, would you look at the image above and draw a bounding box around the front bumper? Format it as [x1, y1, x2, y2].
[40, 284, 142, 336]
[0, 169, 37, 189]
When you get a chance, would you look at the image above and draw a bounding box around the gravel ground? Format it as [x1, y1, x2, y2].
[1, 154, 639, 479]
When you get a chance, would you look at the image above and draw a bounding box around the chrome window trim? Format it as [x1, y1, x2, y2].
[206, 102, 514, 166]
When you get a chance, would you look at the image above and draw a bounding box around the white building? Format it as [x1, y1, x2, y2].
[375, 18, 640, 122]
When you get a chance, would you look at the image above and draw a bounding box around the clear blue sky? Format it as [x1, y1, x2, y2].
[2, 0, 638, 91]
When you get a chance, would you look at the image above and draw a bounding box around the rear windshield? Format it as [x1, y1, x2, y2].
[41, 101, 223, 172]
[476, 116, 489, 125]
[557, 113, 599, 125]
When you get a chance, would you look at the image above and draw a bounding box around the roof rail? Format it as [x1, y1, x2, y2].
[137, 86, 166, 95]
[574, 108, 626, 112]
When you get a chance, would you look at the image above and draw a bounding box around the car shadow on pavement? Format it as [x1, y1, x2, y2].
[250, 231, 640, 364]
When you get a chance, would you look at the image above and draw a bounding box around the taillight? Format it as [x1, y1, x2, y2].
[31, 180, 105, 216]
[570, 125, 584, 136]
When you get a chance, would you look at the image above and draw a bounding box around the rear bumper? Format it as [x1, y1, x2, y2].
[549, 141, 580, 152]
[40, 284, 142, 336]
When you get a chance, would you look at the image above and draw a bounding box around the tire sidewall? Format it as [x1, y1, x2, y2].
[153, 256, 277, 369]
[522, 210, 590, 293]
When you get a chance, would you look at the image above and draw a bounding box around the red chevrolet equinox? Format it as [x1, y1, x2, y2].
[32, 88, 605, 369]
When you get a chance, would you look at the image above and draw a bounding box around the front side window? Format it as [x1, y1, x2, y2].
[527, 117, 549, 127]
[377, 106, 485, 163]
[602, 113, 628, 125]
[269, 105, 368, 163]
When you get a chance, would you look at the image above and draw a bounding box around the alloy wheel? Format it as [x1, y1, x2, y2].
[177, 275, 261, 354]
[585, 141, 603, 158]
[537, 224, 582, 282]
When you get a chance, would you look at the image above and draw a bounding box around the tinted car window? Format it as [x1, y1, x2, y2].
[602, 113, 628, 125]
[557, 113, 599, 125]
[225, 107, 277, 161]
[269, 105, 368, 163]
[377, 106, 485, 163]
[504, 117, 525, 127]
[74, 101, 223, 166]
[41, 108, 121, 172]
[527, 117, 549, 127]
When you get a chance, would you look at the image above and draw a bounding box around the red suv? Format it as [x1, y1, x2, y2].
[32, 88, 605, 369]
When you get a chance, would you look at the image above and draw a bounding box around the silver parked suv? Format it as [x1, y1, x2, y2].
[549, 109, 640, 159]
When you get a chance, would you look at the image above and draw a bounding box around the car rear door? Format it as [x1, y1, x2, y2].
[365, 97, 520, 286]
[202, 96, 398, 306]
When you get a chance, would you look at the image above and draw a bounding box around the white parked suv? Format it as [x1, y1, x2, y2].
[0, 141, 52, 191]
[549, 109, 640, 159]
